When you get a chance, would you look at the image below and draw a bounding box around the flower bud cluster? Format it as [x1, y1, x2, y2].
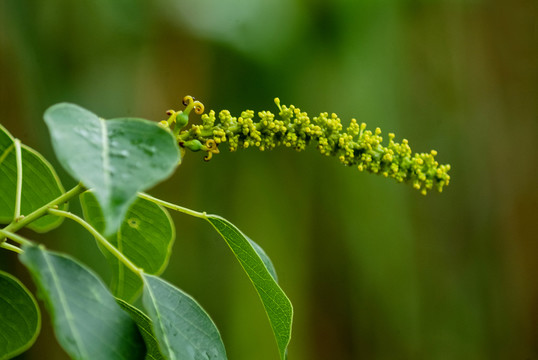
[176, 98, 451, 194]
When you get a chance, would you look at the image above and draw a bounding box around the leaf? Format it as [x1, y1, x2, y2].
[44, 103, 180, 235]
[19, 244, 145, 360]
[80, 190, 175, 302]
[116, 298, 165, 360]
[206, 215, 292, 360]
[247, 236, 278, 282]
[142, 274, 227, 360]
[0, 124, 66, 232]
[0, 271, 41, 360]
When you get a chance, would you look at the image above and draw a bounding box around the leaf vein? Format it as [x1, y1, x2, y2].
[42, 251, 88, 359]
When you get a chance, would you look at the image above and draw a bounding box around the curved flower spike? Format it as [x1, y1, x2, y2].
[173, 97, 451, 194]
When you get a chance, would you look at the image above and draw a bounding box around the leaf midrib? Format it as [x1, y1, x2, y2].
[41, 251, 88, 359]
[99, 118, 111, 195]
[144, 279, 175, 360]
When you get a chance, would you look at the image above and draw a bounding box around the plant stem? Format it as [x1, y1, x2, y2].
[47, 208, 142, 275]
[2, 183, 85, 234]
[137, 192, 208, 219]
[0, 242, 23, 254]
[0, 229, 33, 247]
[14, 139, 22, 220]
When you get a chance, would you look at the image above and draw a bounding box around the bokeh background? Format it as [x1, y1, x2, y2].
[1, 0, 537, 359]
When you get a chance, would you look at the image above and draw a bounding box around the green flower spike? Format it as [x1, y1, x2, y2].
[171, 96, 451, 195]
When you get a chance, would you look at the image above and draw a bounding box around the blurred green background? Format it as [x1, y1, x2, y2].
[1, 0, 537, 359]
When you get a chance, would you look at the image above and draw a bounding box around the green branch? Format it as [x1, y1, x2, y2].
[2, 183, 86, 235]
[0, 241, 23, 254]
[137, 192, 207, 219]
[47, 208, 142, 275]
[14, 139, 23, 220]
[0, 229, 33, 247]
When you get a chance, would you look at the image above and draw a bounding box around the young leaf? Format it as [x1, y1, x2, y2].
[206, 215, 292, 360]
[0, 124, 66, 232]
[0, 271, 41, 360]
[19, 244, 145, 360]
[44, 103, 180, 235]
[80, 190, 175, 302]
[142, 274, 227, 360]
[116, 298, 165, 360]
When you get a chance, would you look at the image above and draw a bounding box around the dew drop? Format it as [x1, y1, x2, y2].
[74, 127, 89, 138]
[140, 144, 157, 156]
[110, 149, 129, 158]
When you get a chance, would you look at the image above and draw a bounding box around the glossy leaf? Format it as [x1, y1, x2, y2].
[116, 298, 165, 360]
[142, 274, 227, 360]
[80, 190, 175, 302]
[0, 124, 66, 232]
[206, 215, 292, 360]
[44, 103, 180, 235]
[0, 271, 41, 360]
[19, 244, 145, 360]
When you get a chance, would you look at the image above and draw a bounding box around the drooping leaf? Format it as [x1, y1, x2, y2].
[142, 274, 227, 360]
[247, 236, 278, 282]
[80, 190, 175, 302]
[116, 298, 165, 360]
[19, 244, 145, 360]
[44, 103, 180, 235]
[0, 271, 41, 360]
[0, 124, 66, 232]
[206, 215, 292, 360]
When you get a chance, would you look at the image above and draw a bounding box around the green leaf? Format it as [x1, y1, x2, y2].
[247, 236, 278, 282]
[19, 244, 145, 360]
[44, 103, 180, 235]
[116, 298, 165, 360]
[0, 124, 66, 232]
[0, 271, 41, 360]
[142, 274, 227, 360]
[80, 190, 175, 302]
[206, 215, 292, 360]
